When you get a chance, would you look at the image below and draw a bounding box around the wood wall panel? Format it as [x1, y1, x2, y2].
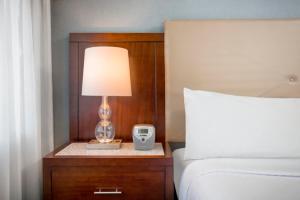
[69, 42, 79, 141]
[69, 33, 165, 143]
[155, 42, 165, 143]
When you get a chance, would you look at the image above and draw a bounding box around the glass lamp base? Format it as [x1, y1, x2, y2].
[95, 121, 115, 143]
[95, 96, 115, 143]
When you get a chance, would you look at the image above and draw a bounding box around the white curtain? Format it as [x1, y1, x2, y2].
[0, 0, 53, 199]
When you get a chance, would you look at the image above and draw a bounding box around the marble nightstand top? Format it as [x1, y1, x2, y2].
[55, 142, 164, 156]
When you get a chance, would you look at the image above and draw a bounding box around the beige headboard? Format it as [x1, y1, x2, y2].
[165, 19, 300, 141]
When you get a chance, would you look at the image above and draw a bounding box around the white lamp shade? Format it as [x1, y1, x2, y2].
[82, 47, 132, 96]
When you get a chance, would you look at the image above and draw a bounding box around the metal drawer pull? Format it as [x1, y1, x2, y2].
[94, 188, 122, 195]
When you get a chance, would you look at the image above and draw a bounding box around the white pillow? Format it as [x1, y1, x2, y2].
[184, 88, 300, 160]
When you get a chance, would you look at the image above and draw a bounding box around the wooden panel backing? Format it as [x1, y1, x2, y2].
[69, 33, 165, 143]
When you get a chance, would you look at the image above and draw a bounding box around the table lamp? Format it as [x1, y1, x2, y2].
[82, 47, 132, 143]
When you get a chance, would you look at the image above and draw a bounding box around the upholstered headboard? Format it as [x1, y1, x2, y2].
[165, 20, 300, 141]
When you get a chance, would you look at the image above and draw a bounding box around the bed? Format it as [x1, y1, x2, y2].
[174, 148, 300, 200]
[165, 20, 300, 200]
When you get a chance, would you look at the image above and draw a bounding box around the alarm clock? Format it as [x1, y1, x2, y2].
[132, 124, 155, 150]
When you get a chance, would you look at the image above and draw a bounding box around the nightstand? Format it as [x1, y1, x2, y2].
[43, 33, 171, 199]
[43, 142, 173, 200]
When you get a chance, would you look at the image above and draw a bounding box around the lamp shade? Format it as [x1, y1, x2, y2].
[82, 47, 132, 96]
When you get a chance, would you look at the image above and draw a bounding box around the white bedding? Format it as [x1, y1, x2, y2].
[173, 148, 193, 196]
[173, 148, 300, 200]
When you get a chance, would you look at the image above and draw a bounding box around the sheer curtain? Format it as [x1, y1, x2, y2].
[0, 0, 53, 199]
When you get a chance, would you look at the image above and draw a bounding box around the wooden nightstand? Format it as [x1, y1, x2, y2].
[43, 142, 173, 200]
[43, 33, 171, 199]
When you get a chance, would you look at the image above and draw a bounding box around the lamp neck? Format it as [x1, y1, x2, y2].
[99, 96, 111, 121]
[101, 96, 109, 108]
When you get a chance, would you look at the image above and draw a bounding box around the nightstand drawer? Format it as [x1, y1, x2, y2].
[51, 167, 165, 200]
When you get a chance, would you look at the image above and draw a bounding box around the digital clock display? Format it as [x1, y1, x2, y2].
[138, 129, 148, 134]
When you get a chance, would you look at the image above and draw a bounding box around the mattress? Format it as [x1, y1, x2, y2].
[173, 148, 193, 196]
[173, 148, 300, 200]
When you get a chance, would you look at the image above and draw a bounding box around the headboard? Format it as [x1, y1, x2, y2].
[165, 20, 300, 141]
[69, 33, 165, 143]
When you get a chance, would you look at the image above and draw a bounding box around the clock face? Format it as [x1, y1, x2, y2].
[138, 128, 148, 134]
[135, 127, 153, 142]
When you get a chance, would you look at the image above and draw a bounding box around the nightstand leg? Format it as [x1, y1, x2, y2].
[166, 166, 174, 200]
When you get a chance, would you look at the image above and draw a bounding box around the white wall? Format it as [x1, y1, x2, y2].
[51, 0, 300, 147]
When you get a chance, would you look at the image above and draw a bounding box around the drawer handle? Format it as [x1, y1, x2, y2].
[94, 188, 122, 195]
